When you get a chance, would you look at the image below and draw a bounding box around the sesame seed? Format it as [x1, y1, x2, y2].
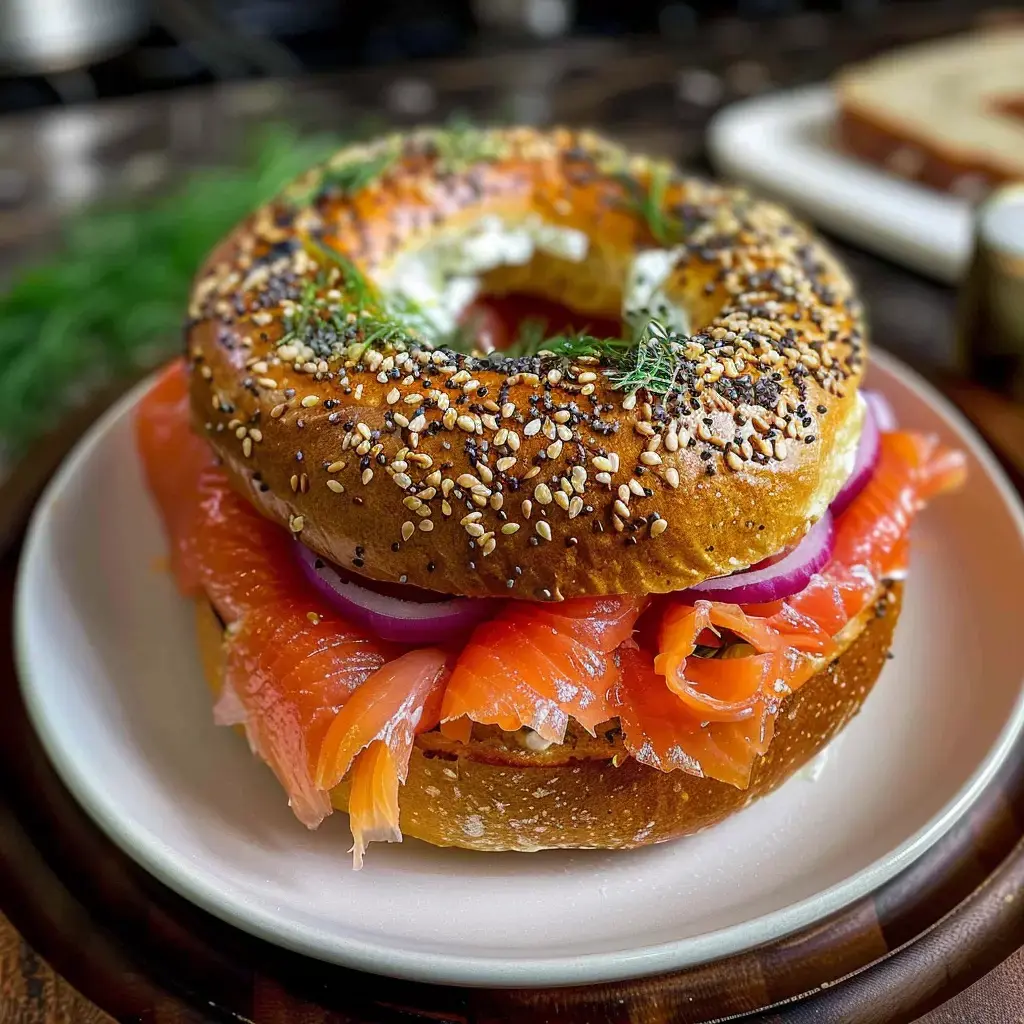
[465, 523, 485, 538]
[461, 511, 482, 526]
[502, 523, 520, 535]
[457, 473, 480, 488]
[622, 393, 637, 411]
[507, 431, 521, 452]
[394, 413, 410, 429]
[249, 428, 262, 443]
[271, 404, 288, 420]
[393, 472, 412, 490]
[482, 538, 496, 556]
[571, 466, 587, 492]
[442, 409, 457, 430]
[257, 377, 278, 389]
[524, 418, 542, 437]
[490, 493, 504, 510]
[494, 428, 508, 446]
[477, 463, 494, 484]
[726, 451, 743, 472]
[456, 415, 476, 433]
[327, 479, 345, 493]
[640, 451, 662, 466]
[617, 484, 631, 503]
[361, 468, 374, 485]
[235, 426, 247, 440]
[665, 467, 680, 488]
[402, 521, 415, 541]
[289, 515, 304, 533]
[614, 499, 631, 519]
[523, 466, 541, 480]
[242, 437, 253, 458]
[501, 402, 515, 418]
[592, 455, 614, 473]
[301, 395, 320, 408]
[418, 519, 434, 532]
[404, 394, 424, 406]
[534, 483, 553, 505]
[612, 514, 625, 532]
[547, 440, 563, 460]
[522, 499, 533, 519]
[554, 490, 570, 511]
[290, 474, 299, 492]
[774, 439, 788, 460]
[496, 456, 516, 472]
[595, 471, 612, 486]
[578, 371, 597, 384]
[650, 518, 668, 538]
[536, 521, 552, 541]
[628, 478, 646, 497]
[387, 388, 400, 404]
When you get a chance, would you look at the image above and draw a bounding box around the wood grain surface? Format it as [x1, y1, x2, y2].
[3, 4, 1024, 1021]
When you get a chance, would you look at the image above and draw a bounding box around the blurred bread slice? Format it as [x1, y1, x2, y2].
[837, 28, 1024, 199]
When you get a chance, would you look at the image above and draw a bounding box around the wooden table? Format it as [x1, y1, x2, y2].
[3, 7, 1024, 1021]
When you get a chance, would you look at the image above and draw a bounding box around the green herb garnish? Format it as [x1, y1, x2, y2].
[432, 120, 508, 175]
[607, 318, 689, 394]
[0, 123, 346, 457]
[620, 161, 683, 246]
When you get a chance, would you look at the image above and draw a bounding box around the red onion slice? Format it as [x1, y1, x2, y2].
[684, 511, 835, 604]
[863, 388, 897, 433]
[294, 543, 497, 643]
[830, 398, 882, 517]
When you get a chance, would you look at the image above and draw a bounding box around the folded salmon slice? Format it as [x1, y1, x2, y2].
[644, 429, 966, 789]
[439, 595, 644, 744]
[317, 648, 450, 866]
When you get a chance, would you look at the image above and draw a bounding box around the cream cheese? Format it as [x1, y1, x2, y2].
[377, 214, 590, 339]
[622, 246, 690, 336]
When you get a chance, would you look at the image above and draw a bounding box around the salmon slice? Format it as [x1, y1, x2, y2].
[135, 360, 213, 592]
[192, 465, 309, 622]
[225, 597, 396, 828]
[316, 648, 449, 866]
[612, 647, 769, 789]
[440, 595, 643, 744]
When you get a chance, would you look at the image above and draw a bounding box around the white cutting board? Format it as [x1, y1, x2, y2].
[707, 85, 973, 284]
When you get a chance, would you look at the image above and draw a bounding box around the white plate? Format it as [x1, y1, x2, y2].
[15, 351, 1024, 988]
[707, 86, 972, 284]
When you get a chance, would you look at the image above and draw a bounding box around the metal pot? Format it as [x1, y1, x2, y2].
[0, 0, 149, 74]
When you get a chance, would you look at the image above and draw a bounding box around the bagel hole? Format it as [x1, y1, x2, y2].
[460, 293, 623, 353]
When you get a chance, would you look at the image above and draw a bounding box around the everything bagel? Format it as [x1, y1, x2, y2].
[186, 126, 866, 600]
[139, 124, 966, 861]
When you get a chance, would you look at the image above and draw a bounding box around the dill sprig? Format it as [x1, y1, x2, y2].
[432, 120, 507, 175]
[619, 161, 683, 247]
[607, 318, 689, 394]
[286, 137, 400, 207]
[0, 122, 345, 457]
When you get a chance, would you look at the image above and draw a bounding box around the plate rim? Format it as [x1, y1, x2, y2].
[14, 349, 1024, 988]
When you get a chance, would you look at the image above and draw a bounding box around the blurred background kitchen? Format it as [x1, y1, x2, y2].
[1, 0, 1022, 523]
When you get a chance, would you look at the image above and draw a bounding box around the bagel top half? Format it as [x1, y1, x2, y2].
[185, 125, 866, 600]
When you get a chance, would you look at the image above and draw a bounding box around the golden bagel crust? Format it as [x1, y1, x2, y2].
[186, 126, 866, 599]
[195, 581, 900, 851]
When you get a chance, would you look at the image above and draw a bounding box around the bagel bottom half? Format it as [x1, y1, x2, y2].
[195, 583, 902, 852]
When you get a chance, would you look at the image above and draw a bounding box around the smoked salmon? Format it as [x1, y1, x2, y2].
[137, 357, 965, 860]
[317, 648, 450, 866]
[439, 595, 644, 744]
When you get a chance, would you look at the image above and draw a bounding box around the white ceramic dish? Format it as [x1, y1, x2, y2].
[15, 350, 1024, 988]
[707, 86, 972, 284]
